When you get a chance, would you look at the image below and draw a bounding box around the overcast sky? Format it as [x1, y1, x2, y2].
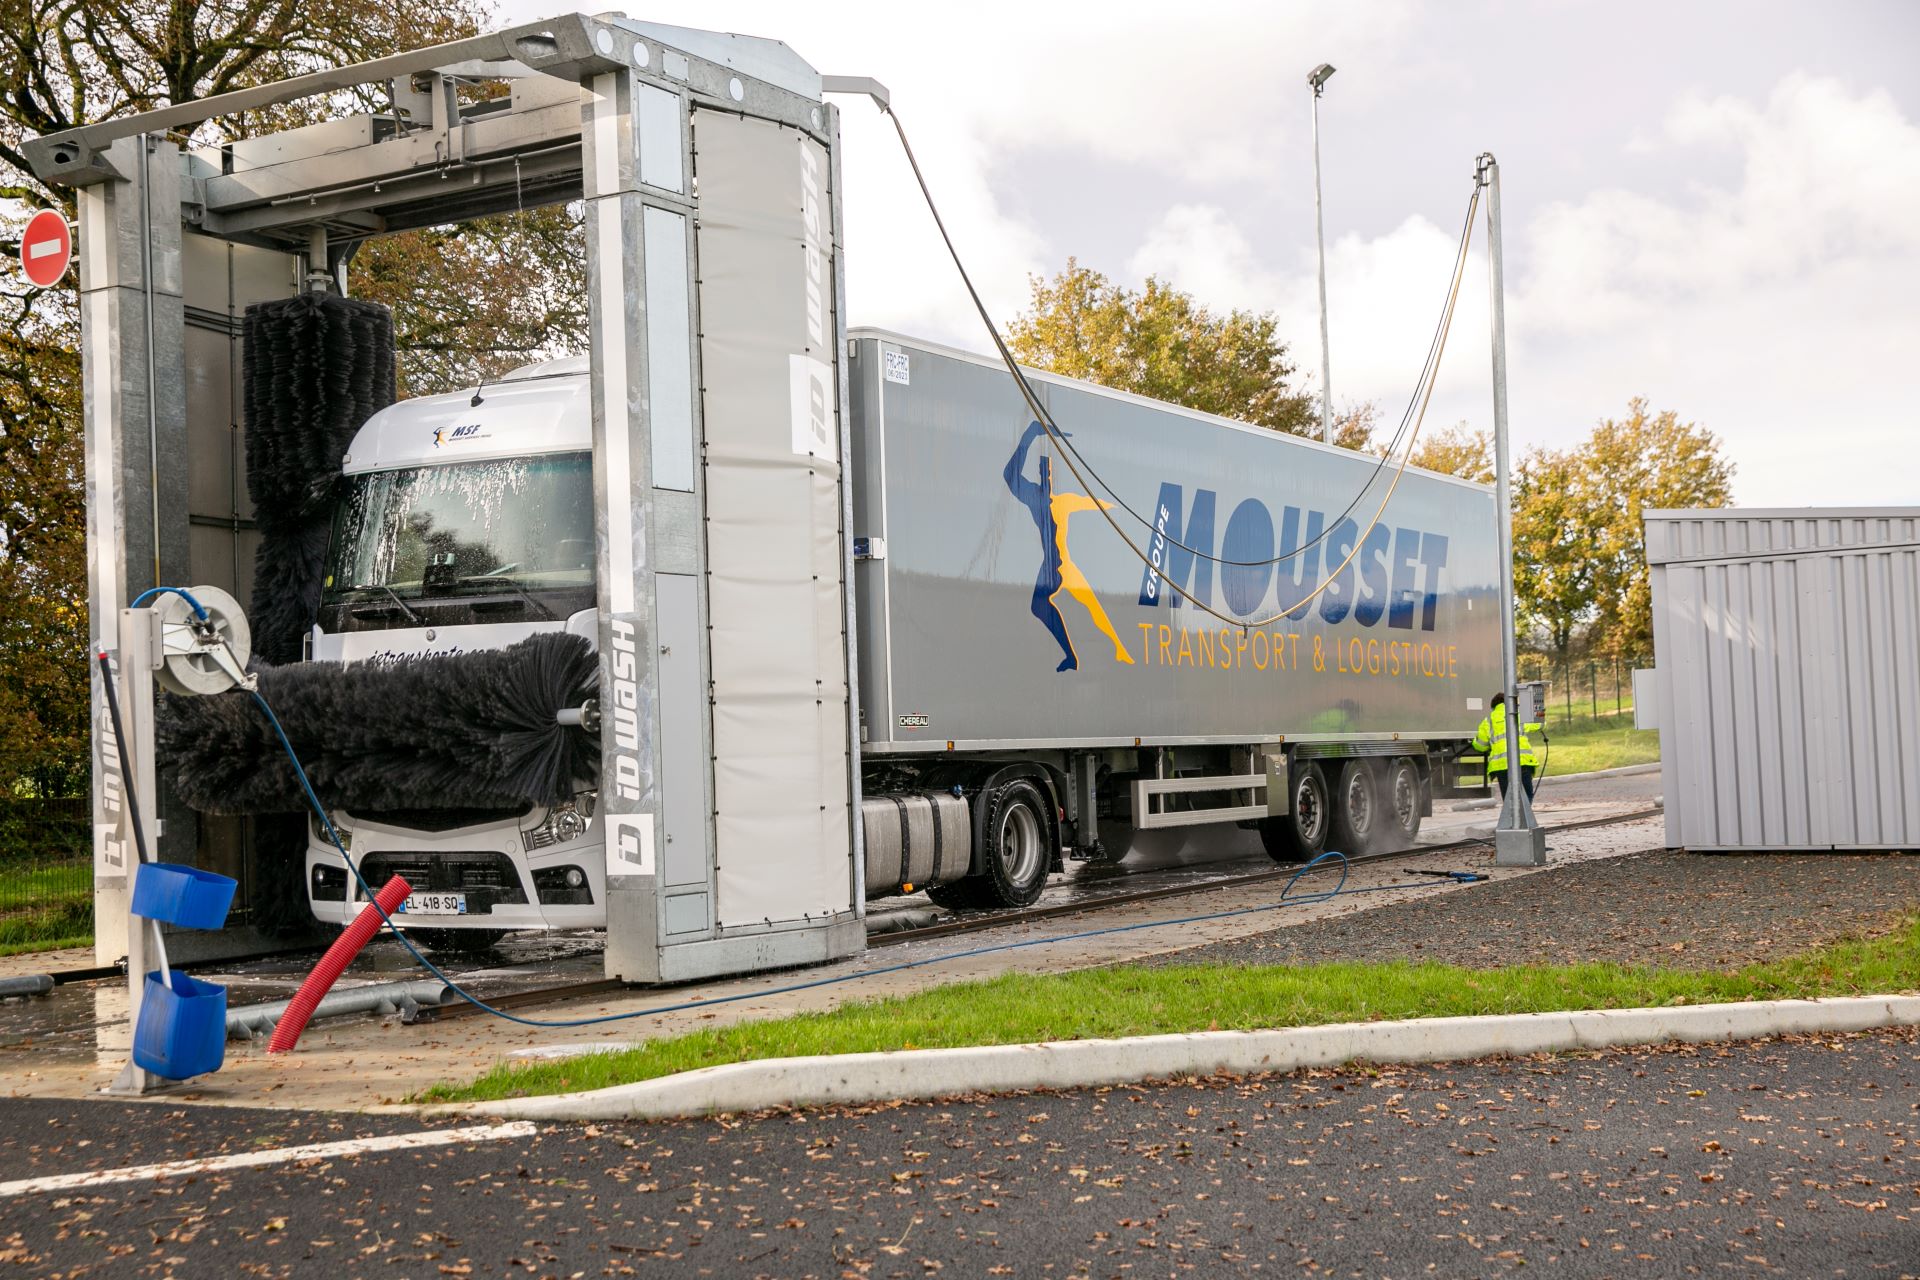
[504, 0, 1920, 507]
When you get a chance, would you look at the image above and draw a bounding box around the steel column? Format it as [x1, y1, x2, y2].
[79, 136, 193, 965]
[1480, 153, 1545, 866]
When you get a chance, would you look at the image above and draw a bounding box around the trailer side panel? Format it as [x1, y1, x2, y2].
[852, 331, 1500, 750]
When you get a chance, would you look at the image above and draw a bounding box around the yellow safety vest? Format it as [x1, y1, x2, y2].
[1472, 703, 1540, 773]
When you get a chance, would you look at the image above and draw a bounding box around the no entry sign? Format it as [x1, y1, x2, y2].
[20, 209, 71, 288]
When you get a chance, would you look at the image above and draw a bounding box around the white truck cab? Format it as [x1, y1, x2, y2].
[305, 357, 606, 944]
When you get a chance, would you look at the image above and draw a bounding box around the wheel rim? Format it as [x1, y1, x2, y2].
[1345, 768, 1373, 838]
[999, 801, 1043, 885]
[1296, 773, 1327, 844]
[1391, 764, 1418, 832]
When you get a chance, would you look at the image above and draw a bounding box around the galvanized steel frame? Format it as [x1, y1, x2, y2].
[31, 13, 864, 981]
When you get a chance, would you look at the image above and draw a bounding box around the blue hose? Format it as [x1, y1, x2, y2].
[131, 586, 208, 619]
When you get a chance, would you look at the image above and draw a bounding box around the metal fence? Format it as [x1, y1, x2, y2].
[0, 797, 92, 952]
[1519, 653, 1639, 729]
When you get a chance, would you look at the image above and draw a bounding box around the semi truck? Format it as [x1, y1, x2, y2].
[305, 329, 1499, 942]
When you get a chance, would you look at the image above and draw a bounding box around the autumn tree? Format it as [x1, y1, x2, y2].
[1578, 399, 1734, 659]
[1507, 399, 1733, 671]
[0, 2, 590, 795]
[1009, 260, 1341, 442]
[1511, 444, 1597, 671]
[1407, 422, 1494, 484]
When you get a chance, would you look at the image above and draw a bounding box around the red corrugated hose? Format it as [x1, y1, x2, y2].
[267, 875, 410, 1054]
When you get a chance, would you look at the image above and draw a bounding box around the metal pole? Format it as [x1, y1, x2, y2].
[138, 136, 162, 588]
[1311, 79, 1333, 444]
[1480, 153, 1543, 865]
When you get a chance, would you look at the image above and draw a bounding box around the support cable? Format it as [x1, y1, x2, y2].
[876, 104, 1479, 623]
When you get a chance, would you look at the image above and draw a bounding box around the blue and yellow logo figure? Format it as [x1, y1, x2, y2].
[1005, 421, 1136, 672]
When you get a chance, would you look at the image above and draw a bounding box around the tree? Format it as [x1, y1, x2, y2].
[355, 206, 587, 397]
[0, 1, 596, 797]
[1008, 260, 1322, 440]
[1407, 422, 1494, 484]
[1579, 399, 1734, 660]
[1507, 399, 1734, 673]
[1511, 444, 1597, 671]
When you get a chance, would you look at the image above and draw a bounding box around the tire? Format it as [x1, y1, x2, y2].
[1380, 756, 1423, 849]
[965, 778, 1055, 907]
[410, 927, 508, 955]
[1329, 760, 1382, 856]
[925, 880, 993, 911]
[1258, 760, 1331, 863]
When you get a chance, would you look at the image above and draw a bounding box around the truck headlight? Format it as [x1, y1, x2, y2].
[522, 790, 595, 852]
[311, 811, 352, 852]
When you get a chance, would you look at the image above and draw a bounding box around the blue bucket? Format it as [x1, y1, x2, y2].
[132, 971, 227, 1079]
[131, 862, 237, 931]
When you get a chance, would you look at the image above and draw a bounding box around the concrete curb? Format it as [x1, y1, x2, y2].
[448, 995, 1920, 1123]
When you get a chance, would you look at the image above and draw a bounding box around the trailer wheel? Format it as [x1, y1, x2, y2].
[1259, 761, 1330, 863]
[969, 778, 1054, 907]
[1381, 757, 1423, 848]
[1328, 761, 1383, 855]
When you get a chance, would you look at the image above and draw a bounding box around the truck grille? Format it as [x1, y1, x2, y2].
[347, 805, 530, 833]
[359, 851, 529, 905]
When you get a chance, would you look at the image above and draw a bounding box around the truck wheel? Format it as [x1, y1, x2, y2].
[1381, 757, 1423, 848]
[1329, 761, 1380, 855]
[972, 778, 1054, 907]
[1258, 761, 1330, 863]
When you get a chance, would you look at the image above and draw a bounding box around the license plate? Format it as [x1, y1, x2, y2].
[401, 892, 466, 916]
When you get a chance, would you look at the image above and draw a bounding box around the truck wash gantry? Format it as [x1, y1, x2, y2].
[29, 14, 865, 982]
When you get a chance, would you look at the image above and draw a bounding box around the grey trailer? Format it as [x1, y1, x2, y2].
[847, 331, 1503, 906]
[1644, 507, 1920, 852]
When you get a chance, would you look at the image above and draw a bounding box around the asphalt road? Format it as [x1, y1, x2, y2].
[2, 1029, 1914, 1278]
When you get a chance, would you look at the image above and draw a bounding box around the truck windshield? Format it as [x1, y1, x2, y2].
[322, 452, 594, 602]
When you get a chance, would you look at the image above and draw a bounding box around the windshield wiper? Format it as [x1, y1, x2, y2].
[455, 574, 558, 620]
[349, 583, 426, 627]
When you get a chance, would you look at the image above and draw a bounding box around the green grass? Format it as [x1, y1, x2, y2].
[0, 860, 93, 955]
[422, 914, 1920, 1103]
[1541, 709, 1660, 775]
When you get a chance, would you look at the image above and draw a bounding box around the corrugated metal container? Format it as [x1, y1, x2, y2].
[1646, 507, 1920, 851]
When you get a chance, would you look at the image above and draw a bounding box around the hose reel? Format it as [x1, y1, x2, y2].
[151, 584, 254, 696]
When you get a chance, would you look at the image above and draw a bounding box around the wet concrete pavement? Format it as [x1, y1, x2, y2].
[0, 774, 1662, 1110]
[0, 1027, 1911, 1277]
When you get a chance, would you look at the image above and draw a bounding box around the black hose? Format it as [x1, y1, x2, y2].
[96, 649, 153, 866]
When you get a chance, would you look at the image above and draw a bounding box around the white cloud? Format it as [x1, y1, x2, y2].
[1126, 201, 1490, 434]
[1506, 73, 1920, 503]
[1124, 72, 1920, 505]
[491, 5, 1920, 505]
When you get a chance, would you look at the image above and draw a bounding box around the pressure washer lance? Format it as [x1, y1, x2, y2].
[1411, 869, 1491, 883]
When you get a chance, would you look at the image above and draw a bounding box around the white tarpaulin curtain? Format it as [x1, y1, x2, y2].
[693, 110, 853, 926]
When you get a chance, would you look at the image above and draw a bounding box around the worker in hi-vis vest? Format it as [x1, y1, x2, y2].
[1471, 691, 1545, 800]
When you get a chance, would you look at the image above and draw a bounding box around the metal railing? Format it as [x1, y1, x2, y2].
[0, 797, 92, 953]
[1519, 653, 1640, 729]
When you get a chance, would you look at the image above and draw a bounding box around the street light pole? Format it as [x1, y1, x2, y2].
[1308, 63, 1336, 445]
[1479, 151, 1546, 867]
